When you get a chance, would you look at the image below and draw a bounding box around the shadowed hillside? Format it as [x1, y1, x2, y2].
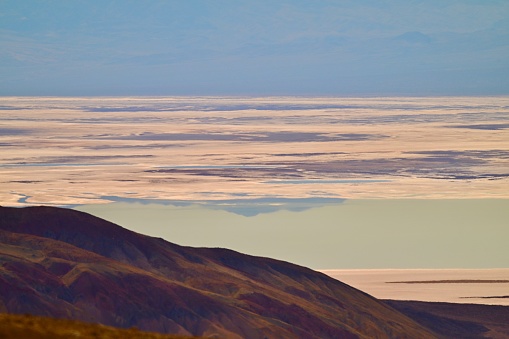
[386, 300, 509, 339]
[0, 206, 436, 338]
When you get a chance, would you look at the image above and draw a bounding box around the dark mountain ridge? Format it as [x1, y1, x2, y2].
[0, 205, 436, 338]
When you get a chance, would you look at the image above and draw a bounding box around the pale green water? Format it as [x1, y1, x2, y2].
[75, 199, 509, 270]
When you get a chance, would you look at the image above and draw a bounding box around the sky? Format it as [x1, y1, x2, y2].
[1, 0, 509, 96]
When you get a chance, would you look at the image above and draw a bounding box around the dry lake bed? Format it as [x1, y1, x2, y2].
[323, 268, 509, 306]
[1, 96, 508, 205]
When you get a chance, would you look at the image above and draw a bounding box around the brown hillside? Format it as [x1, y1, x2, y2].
[385, 300, 509, 339]
[0, 206, 436, 338]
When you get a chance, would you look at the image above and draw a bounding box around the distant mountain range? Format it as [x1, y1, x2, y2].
[0, 206, 508, 338]
[2, 1, 508, 95]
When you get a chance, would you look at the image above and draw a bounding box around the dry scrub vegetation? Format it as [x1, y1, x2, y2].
[0, 313, 199, 339]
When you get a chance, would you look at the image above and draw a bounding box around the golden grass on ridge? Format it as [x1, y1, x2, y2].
[0, 313, 201, 339]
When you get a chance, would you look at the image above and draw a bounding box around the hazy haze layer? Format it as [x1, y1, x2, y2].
[2, 1, 508, 95]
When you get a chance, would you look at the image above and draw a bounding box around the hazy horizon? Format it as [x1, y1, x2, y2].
[2, 1, 509, 96]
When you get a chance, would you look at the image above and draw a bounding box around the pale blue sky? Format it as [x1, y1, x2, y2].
[1, 0, 508, 95]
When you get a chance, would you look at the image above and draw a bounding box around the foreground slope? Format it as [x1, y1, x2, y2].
[0, 313, 199, 339]
[0, 206, 435, 338]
